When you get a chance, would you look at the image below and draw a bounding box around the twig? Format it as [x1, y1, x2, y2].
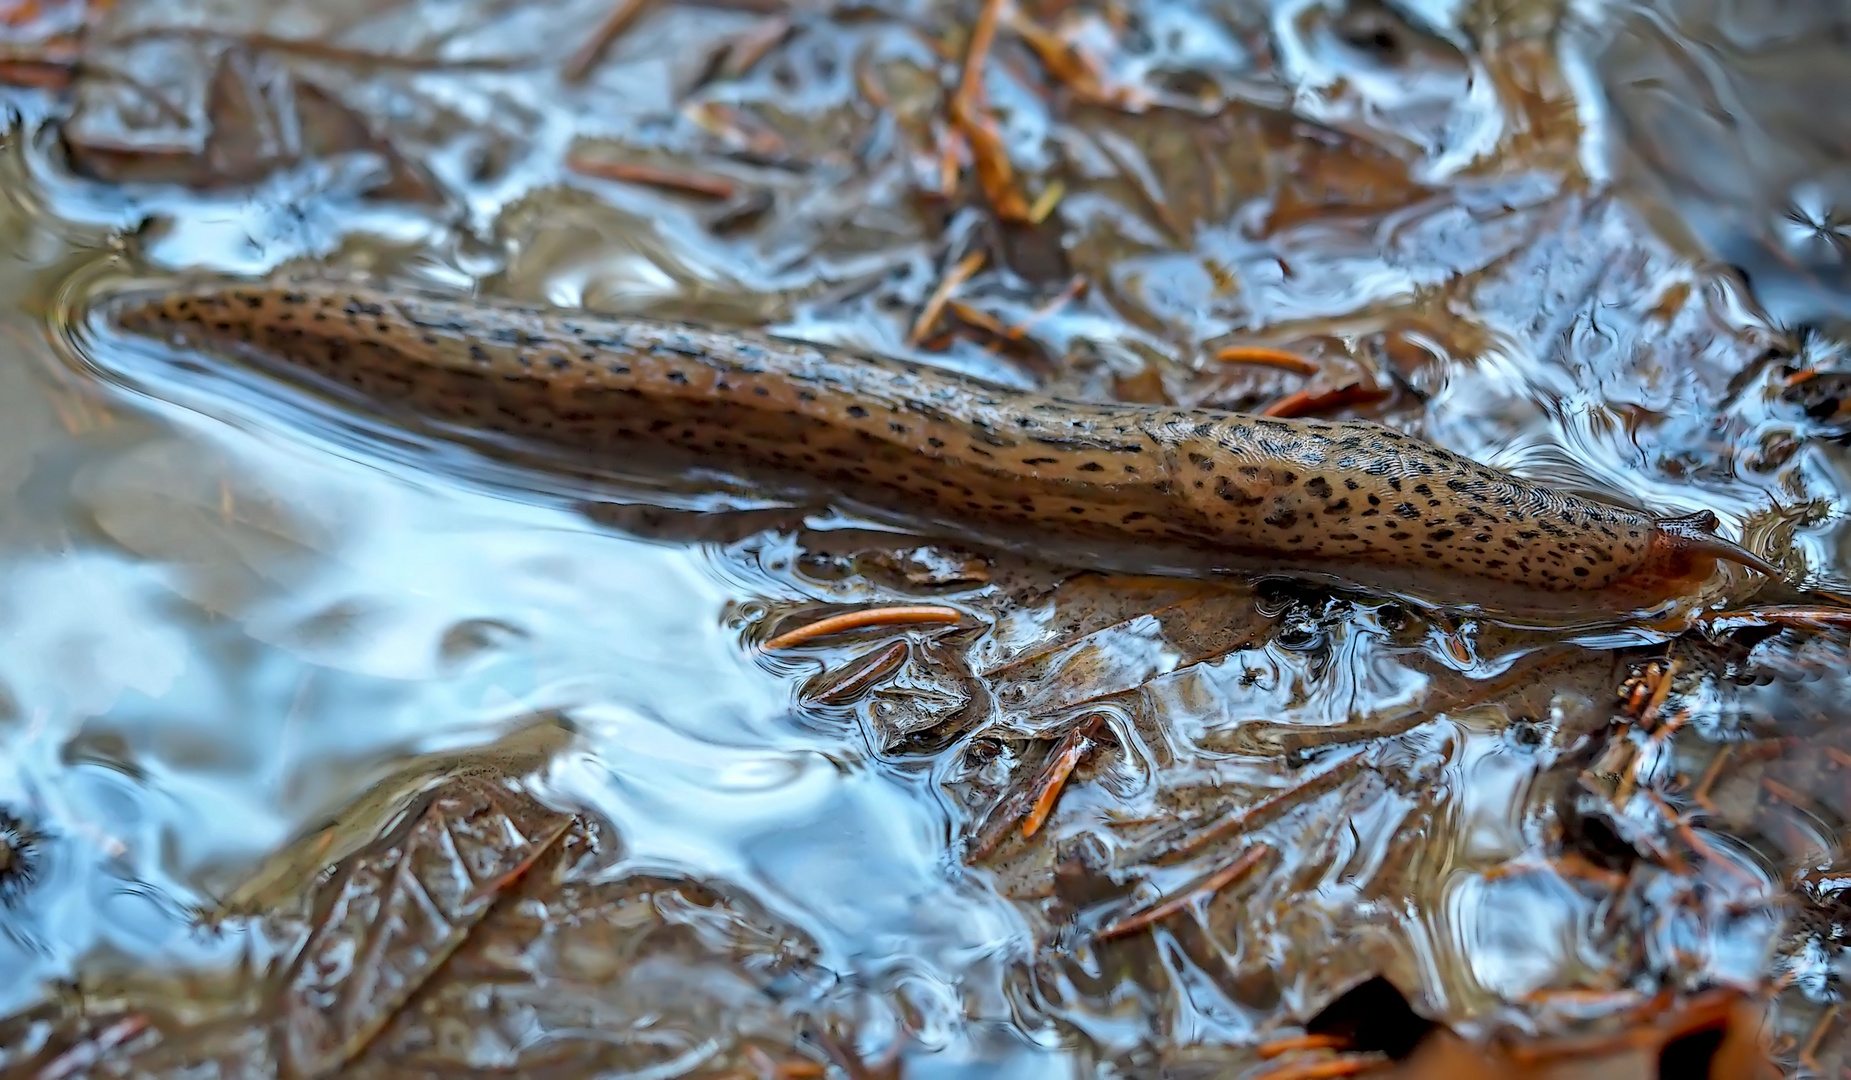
[719, 15, 792, 79]
[1646, 790, 1762, 887]
[1005, 275, 1085, 339]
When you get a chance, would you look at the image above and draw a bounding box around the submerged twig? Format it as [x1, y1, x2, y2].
[564, 0, 652, 82]
[566, 156, 740, 199]
[1149, 748, 1369, 864]
[806, 639, 911, 704]
[1096, 843, 1270, 940]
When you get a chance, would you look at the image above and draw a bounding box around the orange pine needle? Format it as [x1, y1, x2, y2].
[949, 0, 1031, 221]
[1549, 852, 1631, 890]
[1800, 1003, 1839, 1071]
[1021, 718, 1104, 839]
[1020, 748, 1082, 839]
[936, 126, 966, 195]
[1250, 1056, 1386, 1080]
[1213, 345, 1319, 376]
[1006, 11, 1144, 109]
[1506, 989, 1742, 1065]
[947, 298, 1010, 337]
[1257, 1034, 1350, 1059]
[1760, 776, 1808, 806]
[1610, 729, 1642, 805]
[1639, 659, 1678, 727]
[1691, 746, 1733, 812]
[1624, 676, 1649, 714]
[1645, 707, 1690, 751]
[910, 251, 987, 345]
[763, 606, 964, 650]
[1484, 853, 1628, 892]
[741, 1045, 830, 1080]
[961, 114, 1030, 221]
[952, 0, 1000, 112]
[1262, 383, 1389, 419]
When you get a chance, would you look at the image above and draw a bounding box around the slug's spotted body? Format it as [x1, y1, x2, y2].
[102, 281, 1773, 605]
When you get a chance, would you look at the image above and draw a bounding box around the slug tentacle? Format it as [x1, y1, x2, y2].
[1650, 510, 1780, 577]
[97, 279, 1778, 612]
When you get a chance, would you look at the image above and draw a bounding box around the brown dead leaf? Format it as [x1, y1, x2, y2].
[976, 574, 1275, 729]
[0, 720, 843, 1079]
[64, 44, 440, 200]
[274, 775, 576, 1078]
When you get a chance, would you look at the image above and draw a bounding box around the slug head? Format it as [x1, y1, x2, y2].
[1642, 510, 1779, 588]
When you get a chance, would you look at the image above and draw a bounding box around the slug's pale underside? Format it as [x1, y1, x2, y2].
[97, 279, 1779, 622]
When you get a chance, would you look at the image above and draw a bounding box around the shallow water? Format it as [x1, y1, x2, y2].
[0, 0, 1847, 1075]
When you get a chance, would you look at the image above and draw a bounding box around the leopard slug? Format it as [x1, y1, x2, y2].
[100, 279, 1777, 614]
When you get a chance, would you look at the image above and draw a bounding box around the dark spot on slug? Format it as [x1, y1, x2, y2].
[1265, 504, 1298, 529]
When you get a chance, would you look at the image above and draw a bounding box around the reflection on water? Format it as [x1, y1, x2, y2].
[0, 0, 1845, 1074]
[1593, 0, 1851, 326]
